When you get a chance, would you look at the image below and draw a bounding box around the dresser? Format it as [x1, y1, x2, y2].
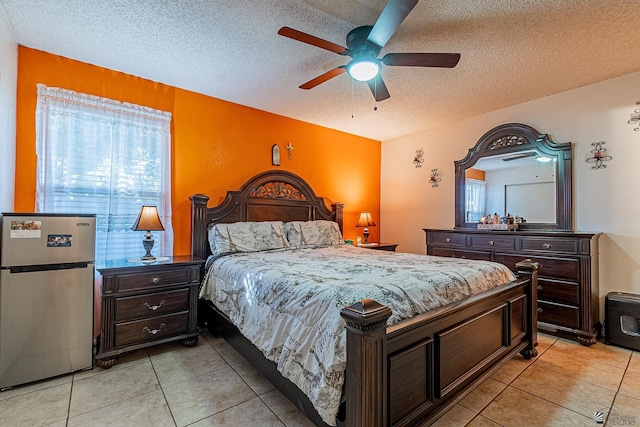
[95, 256, 204, 368]
[424, 229, 600, 345]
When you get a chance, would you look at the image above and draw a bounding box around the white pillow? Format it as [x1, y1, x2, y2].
[284, 220, 344, 248]
[208, 221, 289, 256]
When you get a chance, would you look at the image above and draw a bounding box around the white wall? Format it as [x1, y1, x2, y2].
[381, 71, 640, 320]
[0, 5, 17, 212]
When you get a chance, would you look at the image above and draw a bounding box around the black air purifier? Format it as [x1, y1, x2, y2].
[605, 292, 640, 351]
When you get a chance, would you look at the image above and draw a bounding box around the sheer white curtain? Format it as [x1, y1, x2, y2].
[35, 84, 173, 263]
[465, 178, 486, 222]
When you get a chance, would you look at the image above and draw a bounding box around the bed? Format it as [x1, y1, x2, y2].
[190, 170, 539, 427]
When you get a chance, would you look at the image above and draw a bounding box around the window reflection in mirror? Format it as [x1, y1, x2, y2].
[464, 150, 556, 223]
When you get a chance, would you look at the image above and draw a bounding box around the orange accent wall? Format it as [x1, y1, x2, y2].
[465, 168, 485, 181]
[15, 47, 381, 254]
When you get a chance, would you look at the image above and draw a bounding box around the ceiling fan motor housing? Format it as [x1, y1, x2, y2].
[346, 26, 381, 60]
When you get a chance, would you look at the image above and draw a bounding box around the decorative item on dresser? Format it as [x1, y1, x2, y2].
[95, 256, 204, 368]
[424, 229, 600, 345]
[437, 122, 601, 345]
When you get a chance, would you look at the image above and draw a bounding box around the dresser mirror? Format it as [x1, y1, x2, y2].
[454, 123, 573, 230]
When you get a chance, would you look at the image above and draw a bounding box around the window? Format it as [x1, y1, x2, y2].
[465, 178, 486, 223]
[35, 84, 173, 263]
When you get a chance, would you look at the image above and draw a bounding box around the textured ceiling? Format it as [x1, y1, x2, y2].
[2, 0, 640, 141]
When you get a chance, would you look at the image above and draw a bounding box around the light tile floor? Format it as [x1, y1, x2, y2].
[0, 331, 638, 427]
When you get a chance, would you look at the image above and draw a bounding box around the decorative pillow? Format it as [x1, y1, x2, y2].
[208, 221, 289, 256]
[284, 220, 344, 248]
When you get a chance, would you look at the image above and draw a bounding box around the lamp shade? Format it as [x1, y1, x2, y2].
[356, 212, 376, 228]
[131, 206, 165, 231]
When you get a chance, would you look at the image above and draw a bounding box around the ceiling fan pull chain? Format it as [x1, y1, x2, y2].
[374, 78, 378, 111]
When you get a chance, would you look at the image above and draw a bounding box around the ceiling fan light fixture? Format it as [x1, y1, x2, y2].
[347, 59, 380, 82]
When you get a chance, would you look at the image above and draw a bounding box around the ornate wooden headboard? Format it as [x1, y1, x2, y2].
[190, 170, 344, 260]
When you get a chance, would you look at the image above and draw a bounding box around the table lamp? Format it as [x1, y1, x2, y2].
[131, 205, 165, 261]
[356, 212, 376, 244]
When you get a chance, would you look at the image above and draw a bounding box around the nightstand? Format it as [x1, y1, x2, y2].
[95, 256, 204, 368]
[358, 243, 399, 252]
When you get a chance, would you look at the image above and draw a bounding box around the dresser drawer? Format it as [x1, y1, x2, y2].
[429, 232, 466, 247]
[537, 278, 579, 306]
[115, 269, 191, 293]
[114, 288, 189, 321]
[538, 301, 579, 329]
[521, 237, 578, 254]
[493, 253, 579, 281]
[470, 235, 515, 251]
[430, 247, 492, 261]
[115, 312, 189, 347]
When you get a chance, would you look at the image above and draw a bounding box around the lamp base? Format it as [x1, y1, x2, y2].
[142, 234, 155, 260]
[363, 228, 370, 244]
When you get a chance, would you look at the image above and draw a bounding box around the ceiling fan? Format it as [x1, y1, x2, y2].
[278, 0, 460, 102]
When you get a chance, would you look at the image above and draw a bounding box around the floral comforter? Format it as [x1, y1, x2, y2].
[199, 245, 516, 425]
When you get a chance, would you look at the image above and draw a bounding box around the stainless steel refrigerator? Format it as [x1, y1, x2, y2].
[0, 213, 96, 389]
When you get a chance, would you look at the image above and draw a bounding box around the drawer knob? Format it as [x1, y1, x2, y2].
[537, 285, 543, 291]
[537, 307, 544, 313]
[151, 277, 160, 284]
[143, 323, 166, 335]
[488, 240, 494, 246]
[542, 243, 552, 249]
[445, 238, 450, 243]
[144, 300, 166, 311]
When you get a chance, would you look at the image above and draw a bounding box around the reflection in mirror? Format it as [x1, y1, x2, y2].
[464, 150, 556, 223]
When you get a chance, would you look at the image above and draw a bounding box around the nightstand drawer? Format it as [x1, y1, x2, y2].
[114, 288, 189, 321]
[115, 312, 189, 347]
[115, 269, 191, 293]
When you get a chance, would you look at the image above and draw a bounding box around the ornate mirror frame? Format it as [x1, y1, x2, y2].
[454, 123, 573, 231]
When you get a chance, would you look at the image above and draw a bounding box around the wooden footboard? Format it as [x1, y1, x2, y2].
[340, 260, 539, 427]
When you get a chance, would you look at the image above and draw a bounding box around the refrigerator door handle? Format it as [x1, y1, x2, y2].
[8, 262, 90, 274]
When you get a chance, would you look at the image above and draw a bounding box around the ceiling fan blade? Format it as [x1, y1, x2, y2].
[382, 53, 461, 68]
[367, 0, 418, 48]
[278, 27, 348, 55]
[366, 74, 391, 102]
[300, 67, 347, 90]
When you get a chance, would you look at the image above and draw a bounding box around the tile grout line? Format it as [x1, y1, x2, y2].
[603, 350, 634, 426]
[149, 351, 179, 427]
[507, 342, 627, 423]
[227, 361, 286, 426]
